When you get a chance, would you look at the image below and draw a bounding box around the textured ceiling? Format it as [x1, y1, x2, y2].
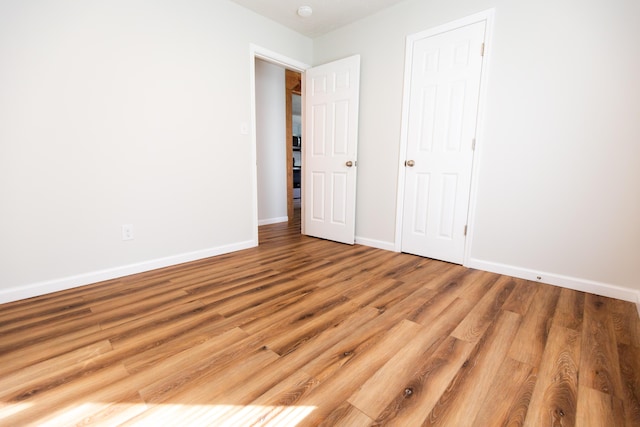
[230, 0, 408, 38]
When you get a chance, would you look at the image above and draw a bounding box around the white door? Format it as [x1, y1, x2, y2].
[304, 55, 360, 245]
[400, 21, 486, 264]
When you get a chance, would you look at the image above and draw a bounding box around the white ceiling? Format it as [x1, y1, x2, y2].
[230, 0, 408, 38]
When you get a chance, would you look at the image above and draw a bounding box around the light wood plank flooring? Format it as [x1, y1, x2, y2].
[1, 215, 639, 426]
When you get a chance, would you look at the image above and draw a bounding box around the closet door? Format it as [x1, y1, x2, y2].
[401, 21, 486, 263]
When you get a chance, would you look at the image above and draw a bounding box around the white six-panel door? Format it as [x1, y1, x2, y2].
[304, 55, 360, 245]
[401, 21, 486, 264]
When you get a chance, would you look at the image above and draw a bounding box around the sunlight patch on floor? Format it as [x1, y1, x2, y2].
[23, 403, 317, 426]
[0, 402, 33, 418]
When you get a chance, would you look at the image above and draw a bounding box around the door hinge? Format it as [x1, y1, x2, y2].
[471, 138, 476, 151]
[480, 43, 485, 57]
[464, 225, 468, 236]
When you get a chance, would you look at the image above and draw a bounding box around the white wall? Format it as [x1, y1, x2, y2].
[255, 59, 287, 224]
[2, 0, 638, 305]
[313, 0, 640, 299]
[0, 0, 312, 302]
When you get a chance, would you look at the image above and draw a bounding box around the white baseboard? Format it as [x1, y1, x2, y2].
[355, 236, 397, 252]
[0, 240, 256, 305]
[258, 216, 288, 226]
[467, 257, 639, 304]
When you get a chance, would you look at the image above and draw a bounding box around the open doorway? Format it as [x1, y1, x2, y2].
[285, 70, 302, 221]
[254, 56, 304, 243]
[252, 48, 361, 247]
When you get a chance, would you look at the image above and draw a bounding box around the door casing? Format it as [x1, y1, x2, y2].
[250, 45, 310, 245]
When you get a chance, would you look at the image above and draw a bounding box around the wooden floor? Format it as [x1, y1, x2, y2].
[1, 214, 639, 426]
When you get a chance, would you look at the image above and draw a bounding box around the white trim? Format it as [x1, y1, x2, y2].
[249, 48, 259, 245]
[408, 9, 496, 41]
[636, 292, 640, 318]
[0, 241, 255, 305]
[462, 9, 495, 265]
[249, 44, 310, 245]
[258, 216, 288, 226]
[467, 257, 639, 303]
[394, 9, 496, 262]
[393, 19, 416, 252]
[355, 236, 397, 252]
[251, 45, 310, 73]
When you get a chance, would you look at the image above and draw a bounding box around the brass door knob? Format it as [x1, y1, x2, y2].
[405, 160, 415, 167]
[346, 161, 354, 167]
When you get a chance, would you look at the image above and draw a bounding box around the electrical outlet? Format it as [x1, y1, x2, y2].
[122, 224, 134, 241]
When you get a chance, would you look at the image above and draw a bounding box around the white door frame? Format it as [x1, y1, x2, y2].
[394, 9, 495, 264]
[249, 44, 310, 245]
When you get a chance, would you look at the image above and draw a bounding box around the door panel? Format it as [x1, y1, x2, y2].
[401, 21, 486, 263]
[304, 55, 360, 245]
[331, 172, 348, 224]
[311, 172, 325, 221]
